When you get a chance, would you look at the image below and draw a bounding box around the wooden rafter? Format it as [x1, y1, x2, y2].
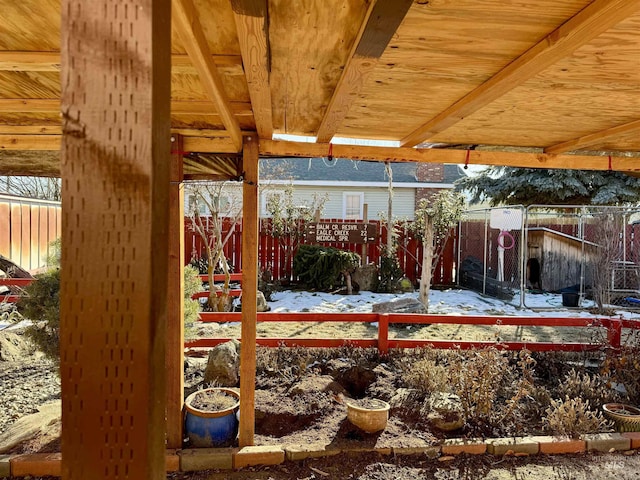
[259, 139, 640, 172]
[232, 0, 273, 139]
[545, 119, 640, 155]
[316, 0, 413, 143]
[173, 0, 243, 151]
[0, 51, 243, 73]
[401, 0, 640, 147]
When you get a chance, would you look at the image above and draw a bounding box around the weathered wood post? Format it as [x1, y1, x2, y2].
[60, 0, 171, 477]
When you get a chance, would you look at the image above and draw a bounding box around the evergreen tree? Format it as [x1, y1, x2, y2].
[456, 167, 640, 206]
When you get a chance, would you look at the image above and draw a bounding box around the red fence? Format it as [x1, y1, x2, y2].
[184, 218, 456, 286]
[188, 312, 636, 354]
[0, 195, 61, 273]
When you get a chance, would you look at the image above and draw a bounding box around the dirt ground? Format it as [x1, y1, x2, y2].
[165, 453, 640, 480]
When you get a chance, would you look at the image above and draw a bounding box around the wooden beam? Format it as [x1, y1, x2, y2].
[0, 51, 242, 73]
[401, 0, 640, 147]
[0, 98, 253, 118]
[545, 119, 640, 155]
[173, 0, 243, 151]
[166, 135, 185, 449]
[316, 0, 413, 143]
[232, 0, 273, 139]
[0, 133, 237, 154]
[259, 139, 640, 172]
[239, 135, 259, 447]
[0, 150, 60, 177]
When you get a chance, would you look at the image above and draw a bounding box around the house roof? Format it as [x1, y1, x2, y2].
[260, 158, 465, 185]
[1, 0, 640, 176]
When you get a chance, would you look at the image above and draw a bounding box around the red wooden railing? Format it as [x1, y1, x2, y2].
[0, 277, 33, 303]
[188, 312, 637, 354]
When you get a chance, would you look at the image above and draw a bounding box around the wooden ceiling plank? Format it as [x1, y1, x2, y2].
[259, 139, 640, 173]
[0, 51, 243, 73]
[173, 0, 243, 151]
[400, 0, 640, 147]
[316, 0, 413, 143]
[0, 134, 61, 150]
[545, 119, 640, 154]
[232, 0, 273, 139]
[0, 125, 63, 134]
[0, 99, 252, 117]
[0, 51, 61, 72]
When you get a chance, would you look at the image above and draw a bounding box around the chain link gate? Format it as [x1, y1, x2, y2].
[457, 207, 525, 307]
[457, 206, 640, 310]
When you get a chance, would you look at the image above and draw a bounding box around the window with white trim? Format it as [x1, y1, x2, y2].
[343, 192, 364, 220]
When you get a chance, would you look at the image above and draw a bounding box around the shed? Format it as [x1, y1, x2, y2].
[527, 227, 598, 292]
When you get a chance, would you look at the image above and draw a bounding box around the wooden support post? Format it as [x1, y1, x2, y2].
[60, 0, 171, 478]
[166, 135, 185, 448]
[608, 319, 622, 350]
[239, 135, 259, 447]
[378, 314, 389, 355]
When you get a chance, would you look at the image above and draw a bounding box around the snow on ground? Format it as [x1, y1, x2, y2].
[267, 287, 640, 319]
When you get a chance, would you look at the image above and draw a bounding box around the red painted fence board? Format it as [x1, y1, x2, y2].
[185, 217, 457, 286]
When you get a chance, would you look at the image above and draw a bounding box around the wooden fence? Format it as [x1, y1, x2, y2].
[0, 194, 61, 272]
[184, 218, 456, 286]
[188, 312, 635, 354]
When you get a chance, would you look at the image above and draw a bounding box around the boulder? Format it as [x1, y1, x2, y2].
[372, 297, 426, 314]
[0, 331, 31, 362]
[203, 340, 240, 387]
[0, 401, 61, 453]
[352, 264, 379, 292]
[288, 375, 346, 396]
[426, 392, 464, 432]
[257, 291, 270, 312]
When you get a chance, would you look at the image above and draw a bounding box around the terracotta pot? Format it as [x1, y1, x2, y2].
[602, 403, 640, 432]
[345, 398, 390, 433]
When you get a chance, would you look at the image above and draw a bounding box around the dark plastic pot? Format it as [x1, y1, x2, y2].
[184, 388, 240, 447]
[562, 292, 580, 307]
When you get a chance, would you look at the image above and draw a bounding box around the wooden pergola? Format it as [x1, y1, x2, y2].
[1, 0, 640, 477]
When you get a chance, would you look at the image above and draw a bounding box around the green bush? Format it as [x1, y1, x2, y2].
[293, 244, 360, 291]
[15, 252, 203, 361]
[184, 265, 202, 337]
[16, 269, 60, 362]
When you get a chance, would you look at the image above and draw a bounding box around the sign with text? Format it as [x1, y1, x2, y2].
[307, 222, 377, 244]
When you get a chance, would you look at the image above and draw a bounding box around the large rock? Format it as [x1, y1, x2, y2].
[372, 297, 426, 314]
[0, 401, 61, 453]
[203, 340, 240, 387]
[426, 392, 464, 432]
[0, 331, 31, 362]
[352, 264, 379, 292]
[288, 375, 346, 396]
[257, 291, 270, 312]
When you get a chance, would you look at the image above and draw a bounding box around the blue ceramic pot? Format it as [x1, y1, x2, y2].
[184, 388, 240, 447]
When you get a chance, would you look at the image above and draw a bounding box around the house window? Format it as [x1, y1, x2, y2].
[343, 192, 364, 220]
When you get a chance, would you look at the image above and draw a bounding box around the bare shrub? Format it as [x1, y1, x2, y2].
[558, 368, 619, 409]
[544, 397, 611, 438]
[602, 336, 640, 404]
[402, 359, 450, 395]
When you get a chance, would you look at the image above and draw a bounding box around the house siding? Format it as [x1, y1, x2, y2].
[261, 185, 418, 220]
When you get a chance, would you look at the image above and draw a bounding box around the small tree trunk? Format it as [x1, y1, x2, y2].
[419, 217, 434, 311]
[345, 271, 353, 295]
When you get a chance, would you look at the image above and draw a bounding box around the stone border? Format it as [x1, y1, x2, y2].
[1, 433, 638, 477]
